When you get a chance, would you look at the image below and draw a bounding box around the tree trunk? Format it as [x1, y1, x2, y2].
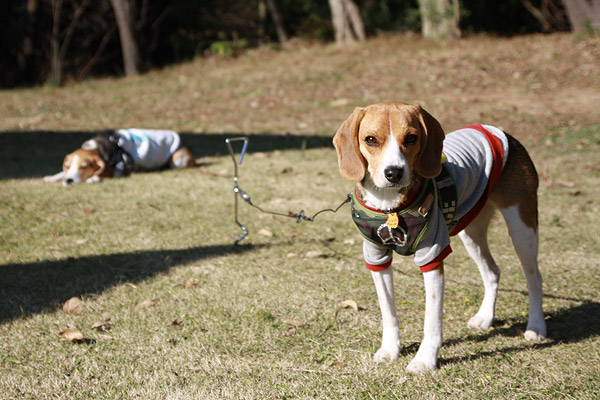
[265, 0, 288, 43]
[50, 0, 63, 84]
[343, 0, 366, 41]
[109, 0, 141, 76]
[18, 0, 38, 76]
[329, 0, 366, 44]
[563, 0, 600, 31]
[419, 0, 461, 38]
[521, 0, 553, 32]
[258, 0, 267, 46]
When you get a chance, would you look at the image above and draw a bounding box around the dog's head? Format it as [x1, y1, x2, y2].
[333, 103, 445, 189]
[62, 148, 111, 186]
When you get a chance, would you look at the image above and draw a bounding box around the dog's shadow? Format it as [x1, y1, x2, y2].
[424, 296, 600, 367]
[0, 243, 261, 323]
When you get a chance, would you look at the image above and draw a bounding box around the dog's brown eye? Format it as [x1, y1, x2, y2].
[404, 134, 418, 146]
[365, 136, 379, 146]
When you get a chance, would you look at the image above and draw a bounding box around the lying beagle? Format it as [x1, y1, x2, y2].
[43, 129, 195, 186]
[333, 102, 546, 373]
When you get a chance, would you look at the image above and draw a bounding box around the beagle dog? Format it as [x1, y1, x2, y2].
[44, 129, 195, 186]
[333, 102, 546, 373]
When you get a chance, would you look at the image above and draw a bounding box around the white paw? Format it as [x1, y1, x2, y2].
[85, 176, 101, 184]
[468, 314, 493, 330]
[373, 347, 399, 363]
[524, 328, 546, 341]
[406, 358, 436, 373]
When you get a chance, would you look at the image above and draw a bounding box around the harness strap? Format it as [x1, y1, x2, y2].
[97, 131, 134, 176]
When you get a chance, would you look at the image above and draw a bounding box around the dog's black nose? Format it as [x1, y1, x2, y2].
[65, 178, 74, 184]
[384, 166, 404, 183]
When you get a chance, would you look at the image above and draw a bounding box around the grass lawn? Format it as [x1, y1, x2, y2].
[1, 33, 599, 399]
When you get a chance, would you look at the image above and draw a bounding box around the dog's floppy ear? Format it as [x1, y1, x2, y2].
[414, 105, 445, 178]
[91, 155, 110, 179]
[333, 107, 366, 182]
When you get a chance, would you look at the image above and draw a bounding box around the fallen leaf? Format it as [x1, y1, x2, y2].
[282, 319, 306, 327]
[50, 231, 60, 237]
[75, 239, 88, 245]
[59, 326, 85, 342]
[62, 297, 82, 314]
[329, 98, 349, 107]
[83, 206, 95, 214]
[171, 319, 184, 327]
[305, 250, 327, 259]
[330, 360, 349, 368]
[285, 327, 297, 336]
[258, 229, 273, 237]
[134, 299, 157, 309]
[91, 320, 113, 332]
[553, 180, 575, 188]
[286, 253, 299, 258]
[176, 280, 199, 288]
[281, 167, 293, 174]
[337, 300, 359, 312]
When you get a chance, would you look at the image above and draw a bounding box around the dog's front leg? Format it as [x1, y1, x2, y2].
[406, 265, 444, 373]
[371, 267, 401, 362]
[43, 171, 65, 183]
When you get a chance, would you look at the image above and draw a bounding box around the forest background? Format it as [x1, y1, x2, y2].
[3, 0, 597, 89]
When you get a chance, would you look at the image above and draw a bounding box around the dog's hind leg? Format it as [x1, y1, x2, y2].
[458, 203, 500, 331]
[499, 205, 546, 340]
[491, 133, 546, 340]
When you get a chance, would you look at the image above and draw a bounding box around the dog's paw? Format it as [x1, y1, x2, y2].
[524, 328, 546, 341]
[468, 314, 493, 331]
[406, 358, 436, 374]
[373, 347, 399, 363]
[85, 176, 101, 184]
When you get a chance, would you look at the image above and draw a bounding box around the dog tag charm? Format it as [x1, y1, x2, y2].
[385, 212, 399, 229]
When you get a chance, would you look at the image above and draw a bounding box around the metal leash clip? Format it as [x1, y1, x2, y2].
[225, 137, 250, 245]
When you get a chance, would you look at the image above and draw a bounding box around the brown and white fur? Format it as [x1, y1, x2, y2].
[43, 134, 195, 186]
[333, 102, 546, 373]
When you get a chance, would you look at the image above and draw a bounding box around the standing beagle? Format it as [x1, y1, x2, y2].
[333, 102, 546, 373]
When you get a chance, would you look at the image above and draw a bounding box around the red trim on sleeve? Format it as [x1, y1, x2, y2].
[365, 258, 393, 272]
[450, 125, 504, 236]
[419, 245, 452, 273]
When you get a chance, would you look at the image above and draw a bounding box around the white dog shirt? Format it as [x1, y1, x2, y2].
[116, 129, 183, 170]
[361, 124, 509, 273]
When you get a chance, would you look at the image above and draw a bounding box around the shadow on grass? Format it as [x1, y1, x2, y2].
[0, 243, 261, 323]
[0, 130, 333, 180]
[436, 300, 600, 367]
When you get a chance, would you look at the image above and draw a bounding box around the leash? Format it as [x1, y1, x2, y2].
[225, 137, 352, 245]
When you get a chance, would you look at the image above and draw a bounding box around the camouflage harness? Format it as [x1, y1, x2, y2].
[351, 164, 458, 256]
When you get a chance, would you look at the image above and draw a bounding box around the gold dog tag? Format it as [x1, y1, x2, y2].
[385, 213, 399, 228]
